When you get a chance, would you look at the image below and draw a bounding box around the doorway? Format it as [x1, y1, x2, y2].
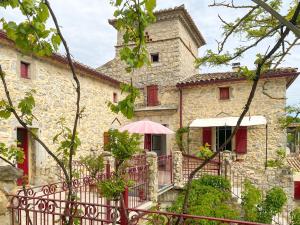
[17, 128, 29, 185]
[216, 126, 232, 151]
[151, 134, 166, 156]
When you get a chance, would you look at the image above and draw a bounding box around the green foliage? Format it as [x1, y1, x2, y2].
[80, 154, 104, 178]
[145, 204, 168, 225]
[175, 127, 190, 153]
[196, 174, 231, 190]
[266, 148, 286, 168]
[0, 142, 24, 164]
[0, 0, 61, 56]
[196, 143, 214, 160]
[112, 0, 156, 72]
[53, 118, 81, 165]
[257, 187, 287, 224]
[196, 0, 299, 69]
[0, 99, 12, 119]
[107, 83, 140, 119]
[168, 175, 239, 224]
[241, 182, 287, 224]
[241, 180, 262, 222]
[279, 104, 300, 129]
[98, 176, 128, 201]
[290, 208, 300, 225]
[105, 129, 141, 162]
[18, 89, 36, 125]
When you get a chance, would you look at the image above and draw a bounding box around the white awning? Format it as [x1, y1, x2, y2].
[189, 116, 267, 128]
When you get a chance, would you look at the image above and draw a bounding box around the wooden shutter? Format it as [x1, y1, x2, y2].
[103, 132, 110, 150]
[147, 85, 158, 106]
[203, 127, 212, 147]
[235, 127, 247, 154]
[294, 181, 300, 200]
[219, 87, 229, 100]
[144, 134, 152, 150]
[20, 62, 29, 78]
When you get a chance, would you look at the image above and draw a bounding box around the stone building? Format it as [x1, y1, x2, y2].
[0, 31, 125, 184]
[98, 5, 299, 172]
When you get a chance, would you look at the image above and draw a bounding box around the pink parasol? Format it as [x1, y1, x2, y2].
[119, 119, 174, 134]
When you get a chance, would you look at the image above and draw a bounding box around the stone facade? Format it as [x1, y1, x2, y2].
[0, 41, 125, 185]
[97, 5, 297, 174]
[182, 78, 288, 170]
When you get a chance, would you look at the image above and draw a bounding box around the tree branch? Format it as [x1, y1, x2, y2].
[217, 6, 259, 53]
[0, 66, 70, 182]
[177, 2, 300, 223]
[44, 0, 81, 190]
[0, 155, 15, 167]
[252, 0, 300, 38]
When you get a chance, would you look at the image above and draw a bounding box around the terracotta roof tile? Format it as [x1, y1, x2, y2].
[177, 68, 299, 87]
[0, 30, 120, 86]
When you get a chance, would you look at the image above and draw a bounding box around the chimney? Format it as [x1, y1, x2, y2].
[232, 62, 240, 72]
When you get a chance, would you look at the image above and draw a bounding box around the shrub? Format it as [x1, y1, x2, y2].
[241, 182, 287, 224]
[290, 208, 300, 225]
[197, 174, 231, 190]
[241, 180, 262, 222]
[257, 187, 287, 224]
[168, 175, 239, 224]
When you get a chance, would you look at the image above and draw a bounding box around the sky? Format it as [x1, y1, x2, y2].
[0, 0, 299, 105]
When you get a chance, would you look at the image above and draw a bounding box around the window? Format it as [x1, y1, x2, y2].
[20, 61, 30, 79]
[147, 85, 158, 106]
[151, 53, 159, 63]
[113, 92, 118, 103]
[219, 87, 230, 100]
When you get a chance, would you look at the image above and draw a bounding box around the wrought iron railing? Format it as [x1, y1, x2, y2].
[182, 153, 221, 183]
[158, 154, 173, 187]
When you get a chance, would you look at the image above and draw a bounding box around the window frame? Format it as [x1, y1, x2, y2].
[20, 61, 30, 79]
[150, 53, 159, 63]
[219, 87, 230, 100]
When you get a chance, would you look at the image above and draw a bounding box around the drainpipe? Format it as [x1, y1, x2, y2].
[179, 88, 183, 128]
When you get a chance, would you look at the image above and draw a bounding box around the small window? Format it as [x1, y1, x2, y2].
[113, 92, 118, 103]
[151, 53, 159, 63]
[219, 87, 230, 100]
[20, 61, 30, 79]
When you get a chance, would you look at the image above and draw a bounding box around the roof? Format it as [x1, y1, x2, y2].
[0, 30, 120, 87]
[109, 4, 205, 47]
[177, 68, 299, 88]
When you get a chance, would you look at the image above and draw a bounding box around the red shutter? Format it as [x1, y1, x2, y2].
[235, 127, 247, 154]
[147, 85, 158, 106]
[203, 127, 212, 147]
[103, 132, 110, 150]
[20, 62, 29, 78]
[144, 134, 152, 150]
[294, 181, 300, 200]
[220, 87, 229, 100]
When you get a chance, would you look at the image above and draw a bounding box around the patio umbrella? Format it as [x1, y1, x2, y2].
[119, 119, 174, 134]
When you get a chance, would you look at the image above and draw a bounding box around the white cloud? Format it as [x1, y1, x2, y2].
[0, 0, 299, 105]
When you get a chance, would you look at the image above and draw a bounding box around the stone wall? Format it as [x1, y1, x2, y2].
[0, 43, 126, 184]
[182, 78, 287, 169]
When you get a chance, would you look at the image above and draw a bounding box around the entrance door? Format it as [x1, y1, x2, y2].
[17, 128, 29, 186]
[151, 134, 166, 156]
[216, 126, 232, 151]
